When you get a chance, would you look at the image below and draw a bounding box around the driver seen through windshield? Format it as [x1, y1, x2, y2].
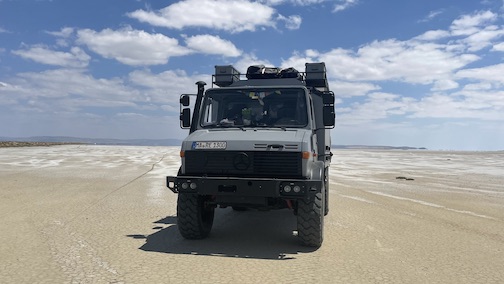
[200, 88, 308, 128]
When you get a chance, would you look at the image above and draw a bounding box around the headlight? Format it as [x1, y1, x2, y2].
[293, 185, 301, 193]
[181, 182, 189, 189]
[284, 185, 292, 193]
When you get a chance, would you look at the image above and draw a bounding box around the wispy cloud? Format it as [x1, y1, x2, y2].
[277, 14, 302, 30]
[333, 0, 358, 13]
[450, 10, 497, 36]
[418, 9, 444, 23]
[45, 27, 74, 38]
[12, 45, 90, 68]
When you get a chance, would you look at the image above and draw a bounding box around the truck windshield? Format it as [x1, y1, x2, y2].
[199, 88, 308, 128]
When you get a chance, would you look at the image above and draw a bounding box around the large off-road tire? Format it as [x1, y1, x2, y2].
[177, 193, 215, 239]
[232, 206, 247, 211]
[297, 192, 324, 247]
[324, 167, 329, 216]
[324, 186, 329, 216]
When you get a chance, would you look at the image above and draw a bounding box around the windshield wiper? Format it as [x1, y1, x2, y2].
[202, 123, 244, 129]
[252, 124, 287, 131]
[202, 124, 216, 128]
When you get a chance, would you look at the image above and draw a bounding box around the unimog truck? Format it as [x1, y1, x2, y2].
[167, 63, 335, 247]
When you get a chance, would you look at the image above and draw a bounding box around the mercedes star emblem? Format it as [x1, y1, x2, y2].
[233, 152, 250, 170]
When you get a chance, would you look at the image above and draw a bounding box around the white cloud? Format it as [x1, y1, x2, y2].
[280, 49, 319, 71]
[431, 79, 459, 91]
[492, 42, 504, 51]
[277, 14, 302, 30]
[455, 63, 504, 83]
[330, 81, 381, 98]
[418, 9, 444, 23]
[76, 28, 190, 66]
[333, 0, 358, 13]
[184, 35, 241, 57]
[10, 69, 140, 103]
[314, 40, 479, 84]
[414, 30, 450, 41]
[336, 91, 412, 125]
[450, 10, 497, 36]
[259, 0, 325, 5]
[259, 0, 285, 5]
[128, 0, 276, 33]
[128, 69, 208, 103]
[0, 66, 213, 140]
[285, 0, 325, 6]
[45, 27, 75, 47]
[417, 12, 504, 52]
[461, 82, 494, 91]
[46, 27, 74, 38]
[282, 38, 479, 86]
[258, 0, 330, 6]
[409, 93, 503, 121]
[462, 25, 504, 51]
[337, 85, 504, 130]
[456, 88, 504, 110]
[232, 53, 273, 73]
[0, 27, 9, 33]
[12, 45, 90, 68]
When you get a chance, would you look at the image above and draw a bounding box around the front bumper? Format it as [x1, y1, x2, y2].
[166, 175, 322, 199]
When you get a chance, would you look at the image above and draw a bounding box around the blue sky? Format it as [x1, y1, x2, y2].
[1, 0, 504, 150]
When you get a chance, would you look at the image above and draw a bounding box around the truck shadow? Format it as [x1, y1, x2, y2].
[127, 208, 318, 260]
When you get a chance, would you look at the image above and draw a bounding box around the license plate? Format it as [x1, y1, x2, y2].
[192, 141, 227, 149]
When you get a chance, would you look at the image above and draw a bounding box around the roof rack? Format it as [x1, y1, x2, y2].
[213, 62, 329, 91]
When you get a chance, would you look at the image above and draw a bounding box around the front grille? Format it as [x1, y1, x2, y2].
[184, 150, 302, 178]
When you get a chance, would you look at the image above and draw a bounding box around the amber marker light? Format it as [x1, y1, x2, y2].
[302, 151, 311, 159]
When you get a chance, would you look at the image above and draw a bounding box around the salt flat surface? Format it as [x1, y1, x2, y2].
[0, 146, 503, 283]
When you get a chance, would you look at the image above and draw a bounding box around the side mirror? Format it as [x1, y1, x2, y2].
[180, 108, 191, 128]
[180, 95, 190, 107]
[322, 92, 335, 127]
[323, 92, 334, 105]
[323, 106, 335, 127]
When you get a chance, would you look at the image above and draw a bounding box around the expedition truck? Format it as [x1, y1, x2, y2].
[167, 63, 335, 247]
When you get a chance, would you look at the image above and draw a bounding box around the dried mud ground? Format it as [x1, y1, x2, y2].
[0, 145, 503, 283]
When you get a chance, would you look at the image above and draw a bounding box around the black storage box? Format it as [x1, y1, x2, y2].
[214, 65, 240, 87]
[305, 63, 327, 88]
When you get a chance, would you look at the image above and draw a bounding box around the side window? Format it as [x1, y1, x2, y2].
[202, 98, 219, 125]
[309, 97, 315, 127]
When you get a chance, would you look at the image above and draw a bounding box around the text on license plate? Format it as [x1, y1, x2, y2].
[192, 141, 227, 149]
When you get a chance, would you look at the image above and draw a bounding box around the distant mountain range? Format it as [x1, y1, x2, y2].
[0, 136, 182, 146]
[332, 145, 427, 150]
[0, 136, 427, 150]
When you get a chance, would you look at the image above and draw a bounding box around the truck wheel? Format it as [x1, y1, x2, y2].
[232, 206, 247, 211]
[177, 193, 214, 239]
[324, 168, 329, 216]
[297, 192, 324, 247]
[324, 186, 329, 216]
